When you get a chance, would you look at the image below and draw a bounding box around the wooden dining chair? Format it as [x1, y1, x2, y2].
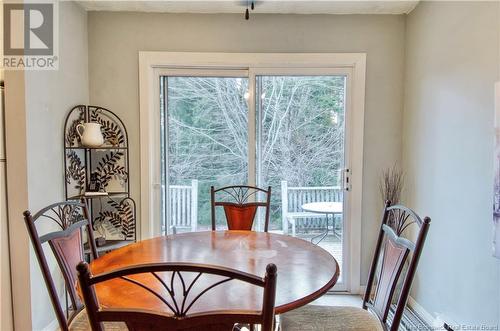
[77, 261, 278, 331]
[280, 201, 431, 331]
[23, 199, 99, 331]
[211, 185, 272, 231]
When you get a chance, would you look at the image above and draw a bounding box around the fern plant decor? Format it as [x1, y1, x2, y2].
[93, 198, 136, 240]
[94, 151, 128, 190]
[90, 108, 125, 147]
[65, 151, 86, 195]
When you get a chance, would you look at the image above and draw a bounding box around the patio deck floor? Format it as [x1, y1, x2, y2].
[291, 232, 343, 283]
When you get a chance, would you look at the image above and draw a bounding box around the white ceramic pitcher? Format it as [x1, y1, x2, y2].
[76, 122, 104, 147]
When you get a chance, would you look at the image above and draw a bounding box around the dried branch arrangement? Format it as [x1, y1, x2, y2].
[379, 164, 404, 206]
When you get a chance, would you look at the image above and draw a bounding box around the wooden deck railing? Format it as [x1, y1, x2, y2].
[168, 180, 198, 232]
[167, 180, 341, 235]
[281, 180, 343, 235]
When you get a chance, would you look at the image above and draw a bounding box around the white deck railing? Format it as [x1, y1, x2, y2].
[169, 180, 198, 232]
[281, 180, 343, 235]
[167, 180, 340, 235]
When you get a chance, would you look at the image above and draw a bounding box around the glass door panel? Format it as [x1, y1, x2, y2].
[160, 76, 249, 233]
[256, 75, 347, 284]
[159, 72, 350, 289]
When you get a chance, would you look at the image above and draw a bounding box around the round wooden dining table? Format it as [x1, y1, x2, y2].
[86, 230, 339, 316]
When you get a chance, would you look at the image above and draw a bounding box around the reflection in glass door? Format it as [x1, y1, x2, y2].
[256, 75, 347, 286]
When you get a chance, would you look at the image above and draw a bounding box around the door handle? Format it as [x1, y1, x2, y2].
[341, 168, 351, 192]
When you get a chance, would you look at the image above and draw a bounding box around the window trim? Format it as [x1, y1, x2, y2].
[139, 52, 366, 294]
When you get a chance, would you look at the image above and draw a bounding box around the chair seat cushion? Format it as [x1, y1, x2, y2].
[69, 310, 127, 331]
[280, 305, 384, 331]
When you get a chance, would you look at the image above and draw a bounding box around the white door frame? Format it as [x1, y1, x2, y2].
[138, 52, 366, 293]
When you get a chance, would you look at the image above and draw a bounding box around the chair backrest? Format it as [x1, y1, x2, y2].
[211, 185, 272, 232]
[23, 199, 98, 331]
[77, 262, 278, 331]
[362, 201, 431, 331]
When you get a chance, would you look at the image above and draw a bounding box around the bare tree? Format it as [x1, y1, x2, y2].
[163, 75, 346, 226]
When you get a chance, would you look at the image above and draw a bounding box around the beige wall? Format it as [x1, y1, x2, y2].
[403, 1, 500, 326]
[88, 12, 406, 284]
[23, 1, 89, 329]
[0, 1, 14, 329]
[4, 70, 31, 331]
[1, 80, 14, 331]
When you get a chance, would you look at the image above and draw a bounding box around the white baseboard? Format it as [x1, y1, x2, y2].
[356, 287, 436, 328]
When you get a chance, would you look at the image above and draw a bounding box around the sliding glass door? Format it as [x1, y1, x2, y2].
[160, 74, 249, 233]
[256, 75, 346, 229]
[159, 68, 351, 290]
[255, 74, 347, 285]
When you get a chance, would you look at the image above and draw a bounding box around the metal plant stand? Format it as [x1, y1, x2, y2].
[64, 105, 136, 254]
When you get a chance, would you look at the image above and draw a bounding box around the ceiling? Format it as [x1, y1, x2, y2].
[77, 0, 420, 15]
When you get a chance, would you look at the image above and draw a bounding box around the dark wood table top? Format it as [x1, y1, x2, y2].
[87, 231, 339, 315]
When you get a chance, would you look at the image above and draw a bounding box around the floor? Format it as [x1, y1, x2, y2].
[310, 293, 362, 307]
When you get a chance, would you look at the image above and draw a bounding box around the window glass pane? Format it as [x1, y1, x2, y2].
[161, 76, 249, 233]
[257, 75, 346, 281]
